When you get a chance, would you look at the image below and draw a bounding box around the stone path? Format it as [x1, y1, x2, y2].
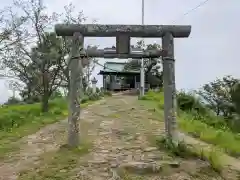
[0, 100, 105, 180]
[0, 95, 237, 179]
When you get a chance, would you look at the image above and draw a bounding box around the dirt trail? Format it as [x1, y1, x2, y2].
[0, 95, 239, 179]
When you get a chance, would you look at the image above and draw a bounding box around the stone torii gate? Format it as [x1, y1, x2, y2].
[55, 24, 191, 147]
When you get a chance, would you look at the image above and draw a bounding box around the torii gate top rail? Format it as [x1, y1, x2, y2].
[55, 24, 191, 38]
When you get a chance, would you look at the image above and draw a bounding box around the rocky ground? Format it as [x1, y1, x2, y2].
[0, 94, 238, 180]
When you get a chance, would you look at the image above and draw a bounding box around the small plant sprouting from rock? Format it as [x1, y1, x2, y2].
[156, 136, 223, 173]
[156, 137, 196, 158]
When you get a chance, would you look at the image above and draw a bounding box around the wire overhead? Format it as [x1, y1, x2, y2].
[92, 0, 212, 72]
[172, 0, 211, 23]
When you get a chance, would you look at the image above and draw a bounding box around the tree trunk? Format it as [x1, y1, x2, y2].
[41, 92, 49, 112]
[41, 71, 49, 113]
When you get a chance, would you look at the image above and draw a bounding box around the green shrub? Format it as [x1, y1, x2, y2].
[156, 136, 195, 158]
[4, 97, 22, 105]
[140, 91, 240, 157]
[0, 98, 67, 131]
[104, 91, 112, 96]
[88, 93, 101, 101]
[179, 113, 240, 157]
[96, 87, 100, 93]
[140, 89, 164, 102]
[177, 91, 207, 114]
[81, 96, 89, 104]
[85, 88, 93, 96]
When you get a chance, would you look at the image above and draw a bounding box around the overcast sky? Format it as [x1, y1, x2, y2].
[0, 0, 239, 103]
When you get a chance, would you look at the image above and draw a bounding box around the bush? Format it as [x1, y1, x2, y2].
[98, 90, 104, 97]
[96, 87, 100, 93]
[177, 91, 207, 115]
[85, 88, 93, 97]
[88, 93, 101, 101]
[4, 97, 22, 105]
[0, 98, 67, 131]
[81, 96, 89, 104]
[104, 91, 112, 96]
[140, 89, 164, 102]
[139, 91, 240, 157]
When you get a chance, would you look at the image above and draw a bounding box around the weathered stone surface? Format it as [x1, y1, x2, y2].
[118, 161, 162, 174]
[88, 160, 108, 164]
[123, 145, 142, 150]
[125, 136, 134, 141]
[162, 161, 180, 168]
[118, 161, 180, 174]
[146, 154, 162, 160]
[99, 150, 109, 153]
[143, 147, 158, 152]
[55, 24, 191, 38]
[110, 163, 118, 168]
[162, 32, 177, 138]
[116, 34, 130, 54]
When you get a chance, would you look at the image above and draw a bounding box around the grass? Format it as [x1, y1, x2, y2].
[179, 112, 240, 157]
[18, 141, 92, 180]
[117, 169, 145, 180]
[138, 91, 240, 157]
[0, 97, 99, 159]
[155, 136, 223, 173]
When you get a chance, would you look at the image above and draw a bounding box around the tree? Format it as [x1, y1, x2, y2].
[124, 41, 163, 88]
[197, 75, 238, 118]
[1, 0, 96, 112]
[59, 4, 97, 94]
[82, 45, 98, 91]
[29, 32, 65, 111]
[4, 97, 22, 105]
[0, 7, 24, 55]
[230, 82, 240, 116]
[2, 0, 64, 112]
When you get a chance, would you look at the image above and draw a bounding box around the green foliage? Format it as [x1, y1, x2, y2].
[140, 90, 240, 157]
[0, 98, 67, 131]
[179, 112, 240, 156]
[4, 97, 22, 105]
[0, 92, 102, 158]
[231, 82, 240, 116]
[104, 91, 112, 96]
[156, 137, 195, 158]
[0, 89, 105, 132]
[50, 90, 62, 99]
[88, 93, 101, 101]
[139, 89, 164, 102]
[81, 96, 89, 104]
[177, 91, 207, 114]
[83, 87, 105, 101]
[84, 87, 93, 96]
[156, 136, 223, 172]
[124, 41, 163, 88]
[197, 75, 239, 118]
[96, 87, 100, 93]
